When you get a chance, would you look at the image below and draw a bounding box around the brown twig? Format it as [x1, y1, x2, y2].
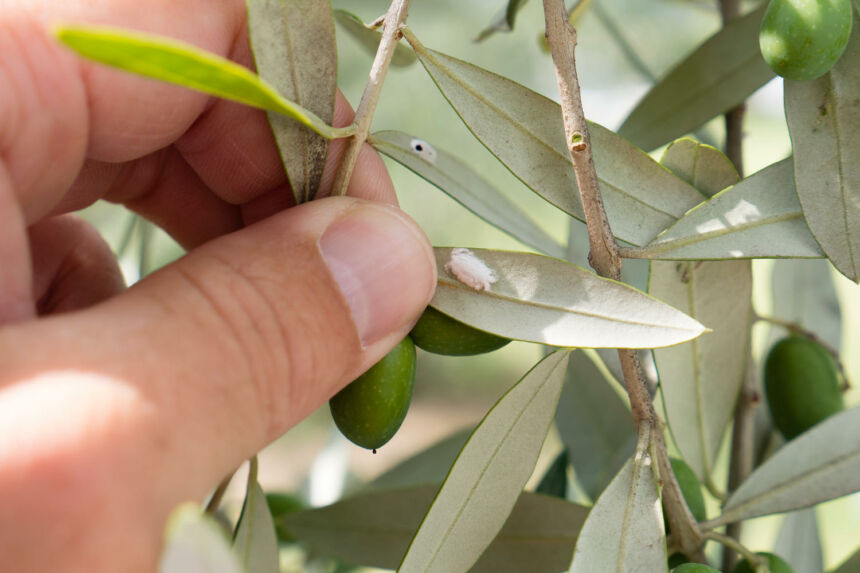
[720, 0, 746, 177]
[331, 0, 411, 197]
[542, 0, 705, 561]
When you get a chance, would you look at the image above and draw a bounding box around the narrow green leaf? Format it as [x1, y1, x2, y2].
[773, 508, 824, 573]
[403, 29, 706, 247]
[160, 504, 245, 573]
[398, 351, 570, 573]
[832, 546, 860, 573]
[247, 0, 337, 203]
[475, 0, 533, 42]
[650, 141, 751, 484]
[432, 248, 706, 349]
[370, 131, 565, 258]
[54, 24, 353, 140]
[505, 0, 529, 28]
[713, 406, 860, 526]
[569, 428, 667, 573]
[633, 159, 823, 260]
[556, 349, 636, 502]
[334, 10, 416, 67]
[769, 259, 842, 350]
[233, 459, 279, 573]
[785, 13, 860, 282]
[286, 485, 588, 573]
[366, 428, 472, 491]
[536, 450, 570, 499]
[660, 138, 740, 198]
[618, 5, 774, 151]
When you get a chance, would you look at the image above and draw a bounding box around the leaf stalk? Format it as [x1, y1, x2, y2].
[331, 0, 412, 197]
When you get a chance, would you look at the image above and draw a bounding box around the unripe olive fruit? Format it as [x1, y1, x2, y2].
[664, 457, 707, 530]
[759, 0, 853, 81]
[734, 552, 795, 573]
[764, 336, 844, 440]
[672, 564, 720, 573]
[329, 337, 416, 451]
[409, 306, 510, 356]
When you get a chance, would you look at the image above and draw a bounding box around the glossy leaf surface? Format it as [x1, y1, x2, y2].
[398, 351, 569, 573]
[785, 16, 860, 282]
[286, 485, 588, 573]
[651, 141, 750, 483]
[569, 431, 666, 573]
[370, 131, 564, 258]
[636, 159, 822, 260]
[715, 406, 860, 525]
[54, 24, 351, 139]
[556, 349, 636, 501]
[334, 10, 416, 67]
[405, 31, 706, 247]
[159, 504, 245, 573]
[247, 0, 336, 203]
[432, 248, 705, 349]
[619, 6, 773, 151]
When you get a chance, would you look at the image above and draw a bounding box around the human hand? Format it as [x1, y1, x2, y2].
[0, 1, 436, 571]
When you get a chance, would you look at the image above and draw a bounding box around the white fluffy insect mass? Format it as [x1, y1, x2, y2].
[444, 248, 497, 291]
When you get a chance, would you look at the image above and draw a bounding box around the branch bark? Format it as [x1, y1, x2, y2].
[542, 0, 705, 562]
[331, 0, 411, 197]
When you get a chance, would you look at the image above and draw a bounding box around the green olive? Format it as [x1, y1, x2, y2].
[671, 564, 720, 573]
[734, 552, 795, 573]
[759, 0, 853, 81]
[764, 336, 844, 440]
[409, 306, 510, 356]
[664, 457, 707, 531]
[329, 337, 416, 451]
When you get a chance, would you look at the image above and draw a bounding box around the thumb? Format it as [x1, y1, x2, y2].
[0, 196, 435, 572]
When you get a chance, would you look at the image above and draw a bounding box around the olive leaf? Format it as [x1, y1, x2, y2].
[398, 350, 570, 573]
[160, 504, 246, 573]
[334, 10, 417, 67]
[568, 427, 667, 573]
[768, 258, 842, 351]
[403, 29, 706, 247]
[285, 485, 588, 573]
[247, 0, 337, 204]
[365, 428, 472, 491]
[632, 159, 823, 260]
[618, 5, 774, 152]
[431, 248, 706, 349]
[712, 406, 860, 526]
[536, 450, 570, 500]
[660, 138, 740, 198]
[650, 141, 751, 485]
[369, 131, 565, 258]
[772, 508, 824, 573]
[832, 545, 860, 573]
[474, 0, 532, 42]
[785, 13, 860, 282]
[233, 458, 279, 573]
[555, 349, 636, 502]
[54, 24, 353, 140]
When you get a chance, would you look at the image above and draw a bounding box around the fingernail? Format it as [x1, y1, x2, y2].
[319, 204, 436, 347]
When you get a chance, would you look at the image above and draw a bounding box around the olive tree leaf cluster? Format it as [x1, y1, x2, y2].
[51, 1, 860, 572]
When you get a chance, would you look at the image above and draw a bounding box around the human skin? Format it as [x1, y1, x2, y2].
[0, 1, 437, 571]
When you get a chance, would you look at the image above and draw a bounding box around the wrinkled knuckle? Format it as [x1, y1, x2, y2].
[169, 255, 292, 438]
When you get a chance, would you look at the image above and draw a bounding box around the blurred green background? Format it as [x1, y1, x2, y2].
[80, 0, 860, 570]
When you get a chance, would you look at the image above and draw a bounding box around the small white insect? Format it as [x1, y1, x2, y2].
[409, 138, 438, 165]
[445, 248, 497, 292]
